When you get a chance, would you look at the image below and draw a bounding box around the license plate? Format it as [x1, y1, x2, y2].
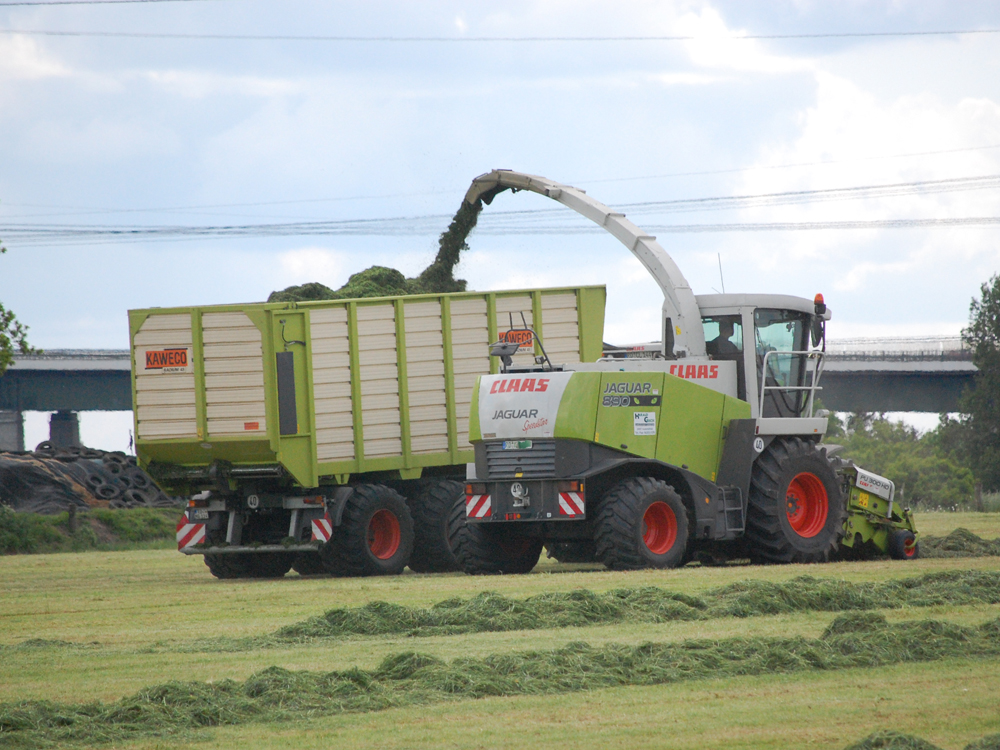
[190, 509, 210, 521]
[502, 440, 532, 450]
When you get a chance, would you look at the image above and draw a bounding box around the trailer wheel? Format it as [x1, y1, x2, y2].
[407, 480, 463, 573]
[292, 552, 327, 576]
[888, 529, 919, 560]
[545, 540, 598, 563]
[320, 484, 414, 577]
[595, 477, 690, 570]
[745, 438, 845, 564]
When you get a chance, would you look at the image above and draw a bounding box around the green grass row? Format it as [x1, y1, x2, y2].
[1, 612, 997, 748]
[263, 569, 1000, 643]
[0, 507, 178, 554]
[847, 731, 999, 750]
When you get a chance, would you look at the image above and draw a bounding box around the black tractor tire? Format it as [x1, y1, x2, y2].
[545, 540, 599, 563]
[407, 480, 464, 573]
[244, 552, 295, 578]
[292, 552, 327, 576]
[320, 484, 414, 577]
[204, 554, 253, 579]
[450, 518, 544, 575]
[595, 477, 690, 570]
[888, 529, 920, 560]
[745, 438, 846, 564]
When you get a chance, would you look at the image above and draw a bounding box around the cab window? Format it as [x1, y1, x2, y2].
[754, 309, 811, 416]
[702, 315, 745, 400]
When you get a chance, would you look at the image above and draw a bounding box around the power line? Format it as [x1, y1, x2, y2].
[1, 28, 999, 42]
[4, 215, 999, 247]
[5, 147, 1000, 220]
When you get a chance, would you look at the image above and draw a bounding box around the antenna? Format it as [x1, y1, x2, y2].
[717, 253, 726, 294]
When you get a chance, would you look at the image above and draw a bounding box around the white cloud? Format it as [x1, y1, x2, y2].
[674, 6, 812, 75]
[141, 70, 304, 99]
[276, 247, 349, 288]
[0, 35, 70, 80]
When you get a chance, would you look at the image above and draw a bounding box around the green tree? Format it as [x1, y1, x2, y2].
[960, 274, 1000, 490]
[0, 242, 38, 375]
[839, 415, 975, 508]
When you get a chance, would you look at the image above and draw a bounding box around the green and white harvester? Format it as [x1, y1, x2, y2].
[131, 169, 917, 579]
[454, 170, 918, 573]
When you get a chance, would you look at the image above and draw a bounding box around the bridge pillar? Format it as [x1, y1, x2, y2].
[0, 410, 25, 452]
[49, 410, 81, 448]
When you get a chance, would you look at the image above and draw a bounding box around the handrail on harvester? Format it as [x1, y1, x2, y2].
[463, 169, 707, 359]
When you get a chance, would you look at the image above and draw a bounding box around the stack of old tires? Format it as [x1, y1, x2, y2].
[0, 444, 179, 514]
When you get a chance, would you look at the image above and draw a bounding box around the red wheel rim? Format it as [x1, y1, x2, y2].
[642, 501, 678, 555]
[785, 472, 829, 538]
[903, 537, 917, 557]
[368, 509, 401, 559]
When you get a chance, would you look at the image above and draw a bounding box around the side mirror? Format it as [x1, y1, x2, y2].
[489, 341, 521, 372]
[811, 317, 824, 348]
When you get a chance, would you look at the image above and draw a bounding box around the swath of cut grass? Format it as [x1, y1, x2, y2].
[2, 615, 998, 748]
[269, 571, 1000, 644]
[921, 529, 1000, 558]
[844, 731, 1000, 750]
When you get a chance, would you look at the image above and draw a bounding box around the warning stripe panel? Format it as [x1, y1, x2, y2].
[558, 492, 585, 516]
[176, 517, 206, 549]
[311, 515, 333, 542]
[465, 494, 492, 518]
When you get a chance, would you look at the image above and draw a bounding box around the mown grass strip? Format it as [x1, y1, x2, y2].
[1, 614, 998, 748]
[271, 570, 1000, 642]
[846, 730, 1000, 750]
[922, 528, 1000, 558]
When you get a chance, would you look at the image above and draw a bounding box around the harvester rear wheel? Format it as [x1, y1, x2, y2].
[320, 484, 414, 577]
[407, 480, 463, 573]
[745, 438, 845, 564]
[595, 477, 690, 570]
[242, 552, 294, 578]
[888, 529, 920, 560]
[545, 540, 598, 563]
[450, 513, 543, 575]
[204, 554, 253, 579]
[292, 552, 327, 576]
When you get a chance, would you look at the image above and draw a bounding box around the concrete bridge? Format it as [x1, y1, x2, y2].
[0, 338, 977, 450]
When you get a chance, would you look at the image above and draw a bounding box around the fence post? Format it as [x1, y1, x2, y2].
[68, 503, 78, 534]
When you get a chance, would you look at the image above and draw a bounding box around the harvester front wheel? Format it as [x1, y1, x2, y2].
[888, 529, 919, 560]
[320, 484, 414, 577]
[407, 480, 463, 573]
[595, 477, 690, 570]
[745, 438, 845, 564]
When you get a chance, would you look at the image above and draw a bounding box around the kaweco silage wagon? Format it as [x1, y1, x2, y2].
[130, 285, 605, 578]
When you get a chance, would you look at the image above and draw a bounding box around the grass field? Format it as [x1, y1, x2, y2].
[1, 511, 999, 749]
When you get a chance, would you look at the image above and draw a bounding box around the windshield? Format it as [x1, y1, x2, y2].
[755, 309, 812, 416]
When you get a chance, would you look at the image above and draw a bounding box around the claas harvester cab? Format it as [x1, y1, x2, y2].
[453, 170, 919, 573]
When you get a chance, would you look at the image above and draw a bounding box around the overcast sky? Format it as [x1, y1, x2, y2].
[2, 0, 999, 449]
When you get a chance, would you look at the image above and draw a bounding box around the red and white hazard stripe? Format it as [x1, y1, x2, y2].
[176, 516, 205, 549]
[558, 492, 585, 517]
[466, 493, 492, 518]
[311, 513, 333, 542]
